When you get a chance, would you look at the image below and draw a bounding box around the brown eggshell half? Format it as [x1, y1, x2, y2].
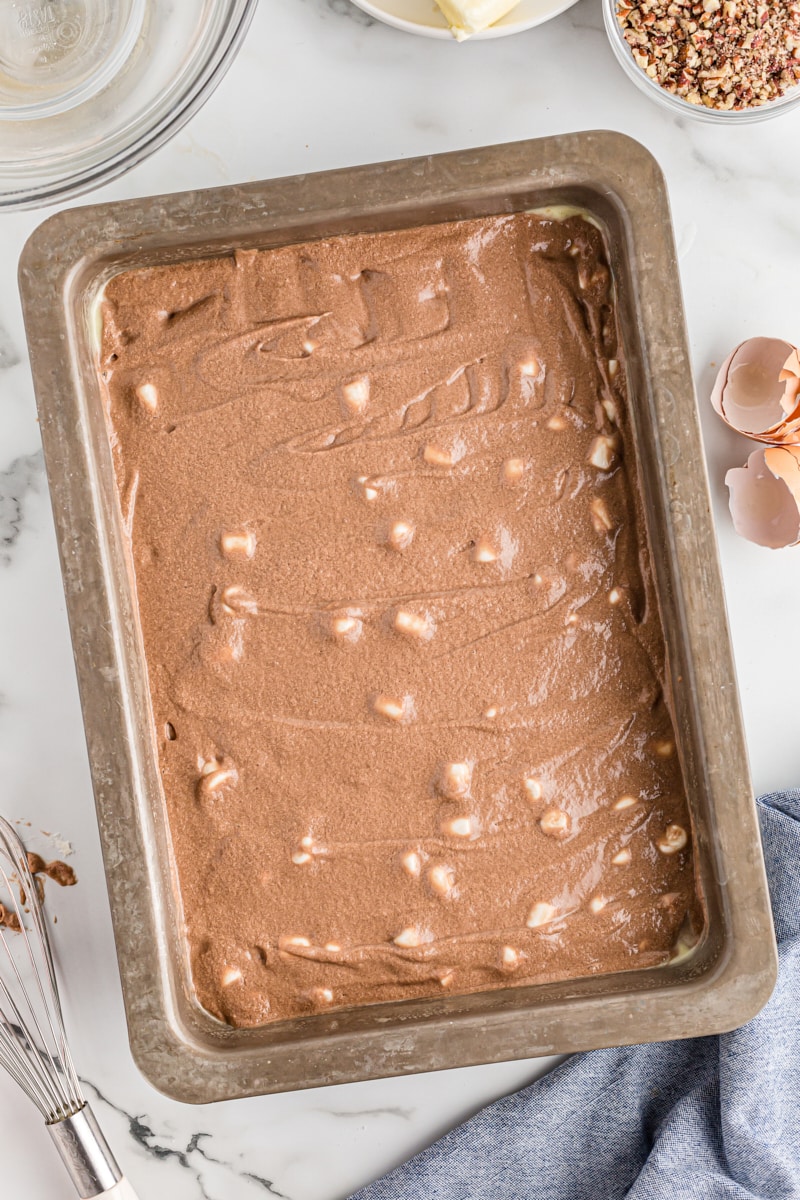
[779, 347, 800, 415]
[725, 446, 800, 548]
[711, 338, 800, 444]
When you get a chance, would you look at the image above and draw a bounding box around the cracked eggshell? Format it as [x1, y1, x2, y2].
[711, 338, 800, 444]
[779, 346, 800, 414]
[725, 446, 800, 549]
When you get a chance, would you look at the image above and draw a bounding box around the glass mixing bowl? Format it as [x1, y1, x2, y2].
[603, 0, 800, 124]
[0, 0, 257, 210]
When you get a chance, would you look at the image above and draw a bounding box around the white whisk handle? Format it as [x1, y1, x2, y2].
[95, 1180, 140, 1199]
[47, 1103, 138, 1199]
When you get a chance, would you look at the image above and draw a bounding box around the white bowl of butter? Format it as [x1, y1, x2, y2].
[349, 0, 579, 40]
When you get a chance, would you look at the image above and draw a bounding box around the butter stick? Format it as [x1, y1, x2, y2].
[435, 0, 522, 40]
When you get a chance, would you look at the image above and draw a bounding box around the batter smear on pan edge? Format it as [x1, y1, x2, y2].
[99, 212, 700, 1027]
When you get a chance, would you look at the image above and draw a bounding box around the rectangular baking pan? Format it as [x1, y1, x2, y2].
[19, 132, 777, 1103]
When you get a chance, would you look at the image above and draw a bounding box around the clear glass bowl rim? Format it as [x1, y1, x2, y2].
[0, 0, 258, 212]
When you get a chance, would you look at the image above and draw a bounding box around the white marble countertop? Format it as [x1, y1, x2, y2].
[2, 1, 799, 1196]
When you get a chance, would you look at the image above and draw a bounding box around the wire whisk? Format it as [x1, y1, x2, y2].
[0, 815, 138, 1199]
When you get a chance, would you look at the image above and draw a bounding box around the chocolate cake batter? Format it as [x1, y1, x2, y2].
[100, 213, 698, 1028]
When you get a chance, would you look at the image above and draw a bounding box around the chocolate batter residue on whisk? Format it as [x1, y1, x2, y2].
[2, 854, 78, 929]
[26, 853, 77, 890]
[0, 903, 21, 932]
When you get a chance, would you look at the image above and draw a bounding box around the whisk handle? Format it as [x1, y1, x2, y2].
[47, 1103, 139, 1199]
[94, 1180, 140, 1199]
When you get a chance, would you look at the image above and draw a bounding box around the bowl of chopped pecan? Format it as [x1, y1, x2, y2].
[604, 0, 800, 121]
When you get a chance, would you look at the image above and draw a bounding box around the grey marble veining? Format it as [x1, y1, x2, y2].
[326, 0, 377, 26]
[84, 1080, 295, 1199]
[0, 451, 42, 566]
[298, 0, 377, 28]
[0, 323, 20, 370]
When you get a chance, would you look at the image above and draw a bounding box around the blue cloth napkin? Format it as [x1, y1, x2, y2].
[353, 791, 800, 1200]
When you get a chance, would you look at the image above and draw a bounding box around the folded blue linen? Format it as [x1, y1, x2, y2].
[353, 791, 799, 1200]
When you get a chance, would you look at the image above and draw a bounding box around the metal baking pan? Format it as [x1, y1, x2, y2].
[19, 132, 777, 1103]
